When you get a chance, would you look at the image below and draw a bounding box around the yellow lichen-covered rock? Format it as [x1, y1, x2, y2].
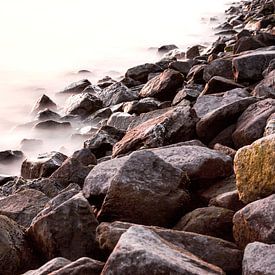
[234, 134, 275, 204]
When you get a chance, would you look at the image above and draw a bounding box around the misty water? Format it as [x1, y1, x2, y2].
[0, 0, 233, 174]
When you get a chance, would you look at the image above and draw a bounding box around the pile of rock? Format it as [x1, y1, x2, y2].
[0, 0, 274, 274]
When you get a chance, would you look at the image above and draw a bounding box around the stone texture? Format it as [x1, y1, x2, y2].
[252, 70, 275, 99]
[59, 79, 91, 95]
[31, 94, 57, 116]
[71, 148, 97, 166]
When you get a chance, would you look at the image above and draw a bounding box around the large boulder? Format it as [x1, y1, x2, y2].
[107, 112, 136, 131]
[139, 69, 184, 101]
[252, 70, 275, 99]
[27, 192, 99, 260]
[242, 242, 275, 275]
[265, 113, 275, 136]
[234, 134, 275, 204]
[31, 94, 57, 116]
[233, 194, 275, 248]
[123, 97, 160, 114]
[112, 106, 197, 157]
[232, 98, 275, 148]
[0, 189, 49, 227]
[101, 226, 225, 275]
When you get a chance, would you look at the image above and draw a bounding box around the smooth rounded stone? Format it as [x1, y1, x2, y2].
[49, 257, 105, 275]
[97, 150, 190, 226]
[97, 221, 242, 274]
[49, 157, 92, 188]
[242, 242, 275, 275]
[0, 150, 24, 164]
[172, 88, 200, 105]
[0, 189, 49, 228]
[21, 151, 67, 179]
[34, 120, 72, 131]
[158, 44, 178, 54]
[97, 76, 116, 89]
[186, 45, 200, 59]
[234, 134, 275, 204]
[36, 108, 61, 121]
[201, 76, 244, 95]
[174, 206, 234, 241]
[0, 215, 35, 275]
[125, 63, 162, 83]
[232, 47, 275, 83]
[22, 257, 71, 275]
[112, 106, 197, 157]
[84, 125, 125, 158]
[203, 58, 234, 82]
[168, 60, 196, 75]
[209, 190, 246, 212]
[58, 79, 91, 95]
[27, 192, 99, 261]
[252, 70, 275, 99]
[20, 138, 43, 152]
[106, 112, 136, 131]
[139, 68, 184, 101]
[209, 124, 236, 148]
[264, 113, 275, 136]
[232, 99, 275, 148]
[123, 97, 160, 115]
[213, 143, 236, 159]
[99, 82, 138, 107]
[233, 194, 275, 249]
[102, 225, 225, 275]
[64, 92, 103, 118]
[31, 94, 57, 116]
[71, 148, 97, 166]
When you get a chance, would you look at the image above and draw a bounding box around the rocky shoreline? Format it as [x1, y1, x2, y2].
[0, 0, 275, 274]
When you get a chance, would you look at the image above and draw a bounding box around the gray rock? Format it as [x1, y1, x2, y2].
[31, 94, 57, 116]
[58, 79, 91, 95]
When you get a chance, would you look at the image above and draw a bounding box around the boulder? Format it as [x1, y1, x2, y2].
[169, 60, 195, 75]
[101, 226, 225, 275]
[123, 97, 160, 114]
[36, 109, 61, 121]
[0, 189, 49, 227]
[252, 70, 275, 98]
[139, 69, 184, 101]
[58, 79, 91, 95]
[106, 112, 136, 131]
[158, 44, 178, 53]
[97, 76, 116, 89]
[234, 134, 275, 204]
[209, 124, 236, 148]
[27, 192, 99, 261]
[186, 45, 200, 59]
[174, 206, 234, 241]
[233, 194, 275, 248]
[264, 113, 275, 136]
[34, 120, 72, 131]
[213, 143, 236, 159]
[96, 151, 190, 226]
[112, 106, 197, 157]
[31, 94, 57, 116]
[71, 148, 97, 166]
[0, 150, 24, 164]
[242, 242, 275, 275]
[172, 88, 200, 105]
[21, 151, 67, 179]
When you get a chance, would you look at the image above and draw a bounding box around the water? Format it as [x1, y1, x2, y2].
[0, 0, 233, 174]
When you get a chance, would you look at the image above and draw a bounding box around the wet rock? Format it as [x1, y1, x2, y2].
[27, 192, 99, 261]
[125, 63, 162, 83]
[97, 76, 116, 89]
[242, 242, 275, 275]
[112, 106, 197, 157]
[252, 70, 275, 98]
[0, 175, 16, 186]
[64, 92, 103, 118]
[202, 76, 244, 95]
[71, 148, 97, 166]
[0, 189, 49, 227]
[234, 134, 275, 204]
[139, 69, 184, 101]
[31, 94, 57, 116]
[106, 112, 136, 131]
[232, 99, 275, 148]
[84, 125, 125, 158]
[158, 44, 178, 53]
[0, 150, 24, 164]
[233, 194, 275, 248]
[172, 88, 200, 105]
[186, 45, 200, 59]
[120, 76, 143, 88]
[263, 59, 275, 76]
[59, 79, 91, 95]
[169, 60, 196, 75]
[123, 97, 160, 114]
[36, 109, 61, 121]
[34, 120, 72, 131]
[99, 82, 138, 107]
[102, 226, 225, 275]
[21, 151, 67, 179]
[187, 64, 207, 84]
[97, 150, 190, 226]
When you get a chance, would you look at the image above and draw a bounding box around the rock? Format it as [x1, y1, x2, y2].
[27, 192, 99, 261]
[232, 48, 275, 83]
[207, 40, 226, 55]
[169, 60, 196, 75]
[172, 88, 200, 105]
[234, 134, 275, 204]
[21, 151, 67, 179]
[59, 79, 91, 95]
[233, 194, 275, 248]
[232, 99, 275, 148]
[22, 257, 71, 275]
[263, 59, 275, 77]
[106, 112, 136, 131]
[123, 97, 160, 114]
[213, 143, 236, 159]
[186, 45, 200, 59]
[120, 76, 143, 88]
[163, 49, 185, 59]
[64, 93, 103, 118]
[139, 69, 184, 101]
[187, 64, 207, 84]
[125, 63, 162, 83]
[209, 124, 236, 148]
[0, 150, 24, 164]
[99, 82, 138, 107]
[0, 215, 35, 275]
[84, 125, 125, 158]
[49, 257, 105, 275]
[31, 94, 57, 116]
[158, 44, 178, 53]
[34, 120, 72, 131]
[174, 206, 234, 241]
[0, 189, 49, 228]
[201, 76, 244, 95]
[49, 158, 92, 187]
[0, 175, 16, 186]
[112, 106, 197, 157]
[96, 150, 190, 226]
[97, 76, 116, 89]
[252, 70, 275, 98]
[36, 109, 61, 121]
[101, 226, 225, 275]
[203, 58, 234, 82]
[265, 113, 275, 136]
[71, 148, 97, 166]
[242, 242, 275, 275]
